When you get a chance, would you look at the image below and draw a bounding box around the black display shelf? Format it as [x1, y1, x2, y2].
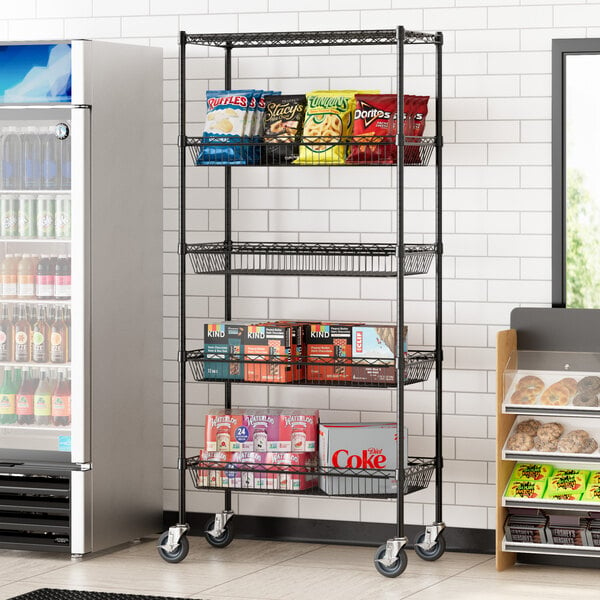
[186, 349, 436, 387]
[187, 136, 436, 167]
[186, 456, 435, 498]
[185, 29, 442, 48]
[186, 242, 435, 278]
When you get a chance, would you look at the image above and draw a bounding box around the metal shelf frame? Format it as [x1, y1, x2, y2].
[170, 26, 444, 573]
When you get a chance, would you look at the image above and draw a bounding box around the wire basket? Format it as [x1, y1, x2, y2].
[186, 349, 435, 387]
[187, 242, 435, 278]
[186, 455, 435, 498]
[187, 136, 436, 167]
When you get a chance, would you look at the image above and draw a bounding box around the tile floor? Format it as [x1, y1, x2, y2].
[0, 536, 597, 600]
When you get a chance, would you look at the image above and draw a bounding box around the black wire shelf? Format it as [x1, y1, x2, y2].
[185, 29, 442, 48]
[186, 242, 436, 278]
[186, 349, 436, 387]
[186, 456, 435, 498]
[187, 136, 436, 167]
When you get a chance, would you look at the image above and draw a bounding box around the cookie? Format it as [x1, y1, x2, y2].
[507, 432, 535, 452]
[516, 419, 542, 436]
[573, 392, 599, 408]
[511, 389, 537, 405]
[577, 376, 600, 394]
[565, 429, 590, 441]
[540, 384, 570, 406]
[557, 377, 577, 396]
[516, 375, 545, 394]
[534, 437, 558, 453]
[557, 436, 585, 453]
[582, 438, 599, 454]
[536, 422, 564, 441]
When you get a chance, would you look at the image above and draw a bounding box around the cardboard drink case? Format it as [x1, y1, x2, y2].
[205, 412, 245, 451]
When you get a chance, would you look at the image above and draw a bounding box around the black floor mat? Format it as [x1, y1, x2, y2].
[9, 590, 194, 600]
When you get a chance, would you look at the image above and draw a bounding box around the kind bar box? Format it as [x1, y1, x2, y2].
[205, 412, 245, 451]
[279, 410, 318, 452]
[258, 321, 306, 380]
[318, 422, 407, 495]
[203, 323, 245, 380]
[351, 325, 397, 384]
[243, 324, 298, 383]
[242, 411, 280, 452]
[304, 323, 353, 382]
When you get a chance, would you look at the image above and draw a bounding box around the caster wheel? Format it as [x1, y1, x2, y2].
[157, 530, 189, 563]
[374, 544, 408, 578]
[414, 531, 446, 561]
[204, 517, 234, 548]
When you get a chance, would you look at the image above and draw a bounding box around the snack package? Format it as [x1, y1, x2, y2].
[404, 94, 429, 165]
[347, 94, 397, 165]
[510, 463, 553, 482]
[543, 490, 582, 501]
[582, 484, 600, 502]
[295, 90, 377, 165]
[263, 94, 307, 164]
[588, 471, 600, 486]
[547, 469, 589, 494]
[505, 479, 546, 499]
[196, 89, 255, 165]
[249, 90, 279, 164]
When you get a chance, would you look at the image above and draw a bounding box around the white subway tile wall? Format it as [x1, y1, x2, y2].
[10, 1, 580, 532]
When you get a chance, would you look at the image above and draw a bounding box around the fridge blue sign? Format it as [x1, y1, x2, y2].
[0, 44, 72, 104]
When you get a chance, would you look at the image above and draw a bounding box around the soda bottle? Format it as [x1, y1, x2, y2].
[23, 126, 41, 190]
[35, 255, 53, 299]
[51, 369, 70, 426]
[1, 126, 22, 190]
[17, 254, 35, 299]
[16, 367, 37, 425]
[18, 194, 36, 239]
[55, 256, 71, 299]
[42, 126, 59, 190]
[34, 368, 52, 425]
[32, 305, 49, 363]
[36, 195, 55, 238]
[14, 303, 31, 362]
[0, 368, 16, 424]
[0, 194, 18, 238]
[55, 195, 71, 239]
[0, 303, 13, 362]
[0, 254, 17, 299]
[48, 256, 57, 297]
[50, 305, 68, 363]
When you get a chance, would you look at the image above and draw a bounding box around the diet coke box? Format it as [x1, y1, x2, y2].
[242, 412, 279, 452]
[205, 412, 245, 452]
[318, 422, 407, 495]
[278, 410, 318, 452]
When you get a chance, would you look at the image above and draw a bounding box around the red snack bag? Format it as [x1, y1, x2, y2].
[405, 95, 429, 165]
[346, 94, 397, 164]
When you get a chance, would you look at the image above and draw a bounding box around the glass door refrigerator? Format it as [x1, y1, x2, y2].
[0, 40, 163, 555]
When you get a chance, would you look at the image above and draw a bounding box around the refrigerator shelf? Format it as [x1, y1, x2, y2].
[0, 424, 70, 432]
[0, 361, 70, 368]
[187, 349, 436, 387]
[0, 239, 71, 244]
[187, 242, 436, 278]
[0, 299, 70, 305]
[186, 456, 435, 498]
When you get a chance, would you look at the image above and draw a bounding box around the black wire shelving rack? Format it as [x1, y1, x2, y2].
[158, 27, 444, 578]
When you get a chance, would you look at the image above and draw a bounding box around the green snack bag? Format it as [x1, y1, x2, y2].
[548, 469, 589, 493]
[543, 489, 582, 501]
[582, 484, 600, 502]
[511, 463, 553, 482]
[588, 471, 600, 486]
[505, 479, 546, 499]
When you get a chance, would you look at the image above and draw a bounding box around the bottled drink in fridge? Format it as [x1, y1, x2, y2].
[0, 303, 13, 362]
[14, 303, 31, 362]
[55, 194, 71, 238]
[0, 368, 17, 424]
[23, 126, 41, 190]
[55, 256, 71, 299]
[1, 254, 18, 299]
[1, 126, 22, 190]
[36, 194, 55, 238]
[0, 194, 18, 238]
[17, 254, 35, 299]
[18, 194, 36, 239]
[50, 305, 68, 363]
[34, 368, 52, 425]
[32, 305, 49, 363]
[52, 369, 70, 426]
[16, 367, 37, 425]
[36, 255, 53, 299]
[42, 126, 59, 190]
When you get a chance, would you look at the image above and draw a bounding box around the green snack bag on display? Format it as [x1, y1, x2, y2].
[510, 463, 553, 482]
[543, 489, 582, 501]
[582, 484, 600, 502]
[548, 469, 589, 494]
[505, 479, 546, 499]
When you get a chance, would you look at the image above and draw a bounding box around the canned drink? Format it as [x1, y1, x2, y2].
[55, 194, 71, 239]
[36, 194, 55, 238]
[0, 194, 18, 238]
[18, 194, 37, 239]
